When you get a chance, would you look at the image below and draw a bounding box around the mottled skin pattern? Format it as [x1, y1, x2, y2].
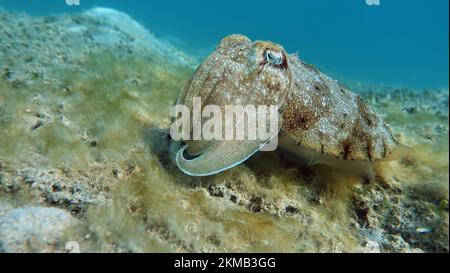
[171, 35, 292, 176]
[170, 34, 399, 176]
[280, 56, 398, 161]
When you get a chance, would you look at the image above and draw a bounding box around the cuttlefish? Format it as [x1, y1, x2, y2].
[169, 34, 400, 176]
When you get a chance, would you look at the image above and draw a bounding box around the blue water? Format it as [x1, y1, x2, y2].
[1, 0, 448, 90]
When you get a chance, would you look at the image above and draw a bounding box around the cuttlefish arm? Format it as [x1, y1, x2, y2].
[172, 138, 275, 176]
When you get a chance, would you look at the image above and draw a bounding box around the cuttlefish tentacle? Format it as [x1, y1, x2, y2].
[175, 139, 275, 176]
[170, 34, 292, 175]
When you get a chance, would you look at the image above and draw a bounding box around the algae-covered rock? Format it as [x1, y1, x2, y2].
[0, 207, 76, 252]
[0, 8, 448, 253]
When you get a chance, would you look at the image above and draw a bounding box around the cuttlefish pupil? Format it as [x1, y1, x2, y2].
[265, 50, 283, 66]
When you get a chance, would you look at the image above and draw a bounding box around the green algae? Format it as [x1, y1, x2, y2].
[0, 50, 192, 165]
[0, 28, 448, 252]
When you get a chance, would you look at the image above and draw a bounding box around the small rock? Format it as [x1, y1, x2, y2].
[363, 240, 381, 253]
[208, 185, 224, 198]
[248, 196, 264, 212]
[285, 205, 299, 214]
[0, 207, 76, 253]
[415, 227, 432, 234]
[403, 106, 418, 114]
[31, 120, 43, 130]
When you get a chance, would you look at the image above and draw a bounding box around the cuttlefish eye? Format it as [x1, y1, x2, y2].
[265, 50, 283, 65]
[263, 49, 287, 69]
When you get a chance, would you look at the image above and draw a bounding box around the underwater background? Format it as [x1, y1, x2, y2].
[0, 0, 448, 253]
[2, 0, 449, 90]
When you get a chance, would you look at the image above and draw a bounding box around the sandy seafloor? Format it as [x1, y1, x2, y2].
[0, 8, 448, 253]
